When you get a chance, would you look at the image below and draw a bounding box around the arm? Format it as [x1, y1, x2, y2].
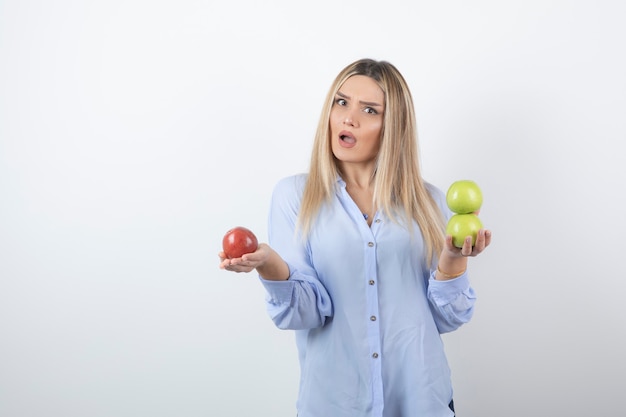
[424, 183, 492, 332]
[428, 227, 491, 333]
[218, 175, 333, 330]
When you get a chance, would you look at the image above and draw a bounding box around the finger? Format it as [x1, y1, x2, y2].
[483, 229, 492, 248]
[460, 236, 472, 256]
[471, 230, 487, 254]
[444, 235, 459, 253]
[471, 229, 492, 256]
[221, 257, 246, 270]
[226, 264, 255, 273]
[241, 253, 258, 263]
[224, 260, 242, 271]
[475, 230, 491, 252]
[227, 256, 244, 266]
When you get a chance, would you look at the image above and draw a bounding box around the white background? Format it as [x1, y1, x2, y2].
[1, 1, 625, 416]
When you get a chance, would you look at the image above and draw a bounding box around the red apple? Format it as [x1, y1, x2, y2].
[446, 180, 483, 214]
[446, 213, 483, 248]
[222, 226, 258, 259]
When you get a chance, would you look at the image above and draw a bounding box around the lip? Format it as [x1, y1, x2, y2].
[338, 130, 357, 148]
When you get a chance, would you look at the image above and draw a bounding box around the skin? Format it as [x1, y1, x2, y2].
[219, 74, 491, 280]
[331, 75, 384, 226]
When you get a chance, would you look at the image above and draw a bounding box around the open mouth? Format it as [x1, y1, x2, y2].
[339, 131, 356, 144]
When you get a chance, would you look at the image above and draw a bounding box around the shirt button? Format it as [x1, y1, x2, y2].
[369, 279, 375, 285]
[375, 219, 381, 223]
[370, 316, 377, 321]
[372, 352, 379, 358]
[368, 242, 374, 247]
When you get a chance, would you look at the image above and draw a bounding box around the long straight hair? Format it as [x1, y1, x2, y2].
[298, 59, 446, 265]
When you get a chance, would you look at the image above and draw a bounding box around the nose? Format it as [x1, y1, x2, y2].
[343, 112, 359, 127]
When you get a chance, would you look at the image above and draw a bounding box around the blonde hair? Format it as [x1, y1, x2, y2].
[299, 58, 445, 265]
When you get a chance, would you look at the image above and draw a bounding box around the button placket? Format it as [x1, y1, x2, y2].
[360, 222, 382, 403]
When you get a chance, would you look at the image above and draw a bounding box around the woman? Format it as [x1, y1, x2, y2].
[219, 58, 492, 417]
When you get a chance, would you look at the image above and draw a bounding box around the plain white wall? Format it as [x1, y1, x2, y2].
[1, 0, 624, 416]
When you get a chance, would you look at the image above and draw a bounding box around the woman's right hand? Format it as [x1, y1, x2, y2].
[219, 243, 271, 273]
[219, 243, 290, 280]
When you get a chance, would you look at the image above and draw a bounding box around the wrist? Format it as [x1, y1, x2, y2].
[435, 253, 468, 281]
[436, 264, 466, 280]
[257, 250, 290, 281]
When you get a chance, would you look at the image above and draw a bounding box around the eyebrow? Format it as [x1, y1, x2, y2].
[336, 91, 383, 108]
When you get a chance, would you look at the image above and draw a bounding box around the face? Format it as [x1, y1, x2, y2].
[330, 75, 385, 168]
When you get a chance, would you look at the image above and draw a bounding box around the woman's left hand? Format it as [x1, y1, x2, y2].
[436, 229, 492, 280]
[446, 229, 492, 258]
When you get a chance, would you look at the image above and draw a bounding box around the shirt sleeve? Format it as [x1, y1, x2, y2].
[427, 271, 476, 333]
[258, 175, 333, 330]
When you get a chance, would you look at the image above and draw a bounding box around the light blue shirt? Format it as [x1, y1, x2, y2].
[260, 174, 475, 417]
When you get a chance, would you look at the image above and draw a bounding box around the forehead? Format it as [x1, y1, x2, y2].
[338, 75, 384, 102]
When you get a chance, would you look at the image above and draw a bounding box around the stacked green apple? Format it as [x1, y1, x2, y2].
[445, 180, 484, 248]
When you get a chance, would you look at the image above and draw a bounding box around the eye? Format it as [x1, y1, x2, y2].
[364, 107, 378, 115]
[335, 98, 347, 106]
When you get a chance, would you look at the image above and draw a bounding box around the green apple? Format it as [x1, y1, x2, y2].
[446, 213, 483, 248]
[446, 180, 483, 214]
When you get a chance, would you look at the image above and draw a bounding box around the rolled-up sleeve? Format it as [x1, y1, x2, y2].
[259, 267, 333, 330]
[427, 272, 476, 333]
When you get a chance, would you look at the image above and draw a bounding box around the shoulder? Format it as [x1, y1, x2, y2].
[273, 173, 307, 195]
[424, 181, 449, 214]
[424, 181, 444, 198]
[270, 173, 308, 208]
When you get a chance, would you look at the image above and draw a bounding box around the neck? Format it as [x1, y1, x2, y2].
[338, 162, 375, 190]
[341, 169, 376, 226]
